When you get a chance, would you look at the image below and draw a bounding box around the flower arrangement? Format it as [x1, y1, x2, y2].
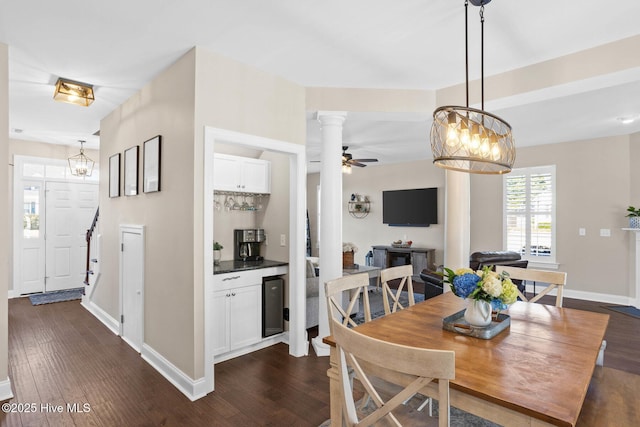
[342, 242, 358, 253]
[443, 266, 519, 311]
[213, 241, 223, 250]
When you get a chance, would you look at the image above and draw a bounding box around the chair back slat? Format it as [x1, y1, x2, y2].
[325, 273, 372, 330]
[380, 265, 415, 315]
[497, 265, 567, 307]
[332, 319, 454, 427]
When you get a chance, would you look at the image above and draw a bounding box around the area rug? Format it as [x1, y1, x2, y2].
[603, 305, 640, 319]
[29, 288, 84, 306]
[354, 290, 425, 324]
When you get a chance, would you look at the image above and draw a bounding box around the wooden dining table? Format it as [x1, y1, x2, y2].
[323, 291, 609, 427]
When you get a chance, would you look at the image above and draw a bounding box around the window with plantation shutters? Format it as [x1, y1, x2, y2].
[503, 165, 556, 264]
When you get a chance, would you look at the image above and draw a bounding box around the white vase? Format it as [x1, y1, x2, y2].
[213, 250, 221, 266]
[464, 299, 492, 327]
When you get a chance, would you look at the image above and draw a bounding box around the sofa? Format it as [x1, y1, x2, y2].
[420, 251, 529, 296]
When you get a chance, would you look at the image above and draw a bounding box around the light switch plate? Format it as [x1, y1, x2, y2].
[579, 228, 586, 236]
[600, 228, 611, 237]
[280, 234, 286, 246]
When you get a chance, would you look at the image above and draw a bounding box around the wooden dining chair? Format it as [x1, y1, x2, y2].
[380, 264, 415, 315]
[497, 265, 567, 307]
[332, 318, 455, 427]
[325, 272, 372, 330]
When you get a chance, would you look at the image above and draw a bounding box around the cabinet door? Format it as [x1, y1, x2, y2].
[213, 155, 242, 192]
[242, 159, 271, 194]
[411, 251, 428, 276]
[212, 290, 230, 356]
[229, 284, 262, 350]
[373, 248, 387, 268]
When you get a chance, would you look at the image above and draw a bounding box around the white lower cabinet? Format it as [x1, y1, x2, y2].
[211, 265, 288, 361]
[212, 283, 261, 356]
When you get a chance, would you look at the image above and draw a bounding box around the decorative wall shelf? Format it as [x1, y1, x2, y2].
[348, 200, 370, 219]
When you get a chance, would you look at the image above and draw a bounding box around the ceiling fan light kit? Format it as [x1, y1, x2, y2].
[53, 77, 95, 107]
[430, 0, 515, 175]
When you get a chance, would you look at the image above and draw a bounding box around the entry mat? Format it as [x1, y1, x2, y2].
[29, 288, 84, 306]
[603, 305, 640, 319]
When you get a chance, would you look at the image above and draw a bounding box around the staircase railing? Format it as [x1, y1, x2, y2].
[84, 207, 99, 285]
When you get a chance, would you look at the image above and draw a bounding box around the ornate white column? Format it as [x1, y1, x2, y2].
[444, 170, 471, 278]
[312, 111, 346, 357]
[624, 228, 640, 308]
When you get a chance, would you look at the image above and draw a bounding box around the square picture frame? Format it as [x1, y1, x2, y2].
[143, 135, 161, 193]
[109, 153, 120, 198]
[124, 145, 139, 196]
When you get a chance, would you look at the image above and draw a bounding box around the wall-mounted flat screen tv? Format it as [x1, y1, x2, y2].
[382, 188, 437, 227]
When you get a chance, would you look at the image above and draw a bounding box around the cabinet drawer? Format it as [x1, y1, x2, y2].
[214, 266, 288, 291]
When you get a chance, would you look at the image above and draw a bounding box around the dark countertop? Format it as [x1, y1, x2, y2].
[214, 259, 289, 275]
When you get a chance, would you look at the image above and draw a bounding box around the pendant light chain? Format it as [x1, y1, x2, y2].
[480, 4, 485, 111]
[465, 0, 469, 108]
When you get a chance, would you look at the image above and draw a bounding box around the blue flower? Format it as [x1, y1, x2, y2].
[491, 299, 508, 311]
[452, 273, 480, 299]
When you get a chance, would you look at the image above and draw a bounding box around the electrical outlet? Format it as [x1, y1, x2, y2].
[600, 228, 611, 237]
[280, 234, 286, 246]
[579, 228, 586, 236]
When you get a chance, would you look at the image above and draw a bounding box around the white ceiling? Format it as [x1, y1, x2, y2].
[2, 0, 640, 169]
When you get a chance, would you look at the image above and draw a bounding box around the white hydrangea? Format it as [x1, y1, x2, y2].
[482, 274, 503, 298]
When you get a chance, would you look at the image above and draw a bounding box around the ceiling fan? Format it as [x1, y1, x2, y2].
[341, 146, 378, 168]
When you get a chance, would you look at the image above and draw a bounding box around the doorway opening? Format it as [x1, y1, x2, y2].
[12, 155, 99, 297]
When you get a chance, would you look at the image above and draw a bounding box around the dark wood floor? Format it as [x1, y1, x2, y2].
[1, 294, 639, 426]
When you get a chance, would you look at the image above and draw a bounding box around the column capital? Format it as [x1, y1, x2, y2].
[316, 111, 347, 126]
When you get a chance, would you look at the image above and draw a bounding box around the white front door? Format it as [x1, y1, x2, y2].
[45, 182, 99, 292]
[120, 226, 144, 352]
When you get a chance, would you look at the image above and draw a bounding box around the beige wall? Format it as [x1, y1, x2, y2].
[1, 42, 9, 386]
[438, 35, 640, 107]
[308, 133, 638, 300]
[98, 46, 306, 382]
[192, 48, 305, 378]
[471, 135, 634, 297]
[306, 87, 434, 113]
[100, 49, 198, 376]
[307, 160, 446, 266]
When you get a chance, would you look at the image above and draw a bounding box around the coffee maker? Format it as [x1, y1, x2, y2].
[234, 229, 265, 262]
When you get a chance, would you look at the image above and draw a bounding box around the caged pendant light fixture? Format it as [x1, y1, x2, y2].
[430, 0, 515, 174]
[68, 140, 95, 177]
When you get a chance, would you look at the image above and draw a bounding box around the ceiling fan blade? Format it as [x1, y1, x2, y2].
[351, 158, 378, 163]
[349, 160, 367, 167]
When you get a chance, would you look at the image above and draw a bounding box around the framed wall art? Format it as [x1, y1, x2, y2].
[143, 135, 161, 193]
[109, 153, 121, 198]
[124, 145, 139, 196]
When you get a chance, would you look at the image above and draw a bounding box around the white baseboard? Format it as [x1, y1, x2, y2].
[563, 289, 634, 306]
[141, 344, 207, 402]
[0, 377, 13, 402]
[525, 284, 634, 306]
[80, 299, 119, 335]
[7, 290, 19, 299]
[214, 333, 288, 364]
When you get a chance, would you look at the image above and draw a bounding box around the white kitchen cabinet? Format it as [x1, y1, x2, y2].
[212, 283, 262, 356]
[213, 153, 271, 194]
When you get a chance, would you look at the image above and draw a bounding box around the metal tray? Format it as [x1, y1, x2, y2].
[442, 309, 510, 339]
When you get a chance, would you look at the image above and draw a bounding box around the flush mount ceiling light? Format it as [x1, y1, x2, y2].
[53, 77, 95, 107]
[68, 140, 95, 177]
[430, 0, 515, 174]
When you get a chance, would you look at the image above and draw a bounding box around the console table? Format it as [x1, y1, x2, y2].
[371, 245, 436, 276]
